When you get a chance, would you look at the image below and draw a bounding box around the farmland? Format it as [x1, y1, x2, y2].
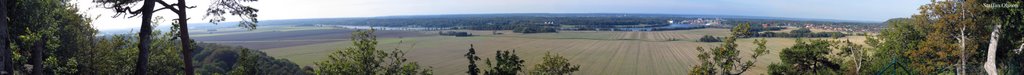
[203, 27, 871, 75]
[192, 26, 433, 49]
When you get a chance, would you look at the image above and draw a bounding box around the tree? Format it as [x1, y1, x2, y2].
[484, 50, 525, 75]
[688, 23, 769, 75]
[227, 49, 256, 75]
[698, 35, 721, 42]
[0, 0, 10, 73]
[983, 25, 1000, 74]
[835, 40, 866, 74]
[316, 29, 432, 75]
[860, 18, 922, 74]
[899, 0, 994, 74]
[92, 0, 158, 74]
[530, 52, 580, 75]
[175, 0, 258, 74]
[767, 39, 841, 75]
[3, 0, 99, 74]
[93, 0, 258, 74]
[465, 44, 481, 75]
[978, 1, 1024, 74]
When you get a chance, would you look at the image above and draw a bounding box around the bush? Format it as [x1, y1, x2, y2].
[316, 30, 433, 75]
[484, 50, 525, 75]
[439, 31, 473, 37]
[530, 52, 580, 75]
[698, 35, 722, 42]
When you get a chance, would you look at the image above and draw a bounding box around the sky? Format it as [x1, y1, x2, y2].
[77, 0, 931, 31]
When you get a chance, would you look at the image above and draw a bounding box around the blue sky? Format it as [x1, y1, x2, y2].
[80, 0, 931, 31]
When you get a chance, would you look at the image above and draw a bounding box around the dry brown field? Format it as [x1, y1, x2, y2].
[254, 28, 869, 75]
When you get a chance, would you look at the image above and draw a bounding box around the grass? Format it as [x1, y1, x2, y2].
[257, 28, 868, 75]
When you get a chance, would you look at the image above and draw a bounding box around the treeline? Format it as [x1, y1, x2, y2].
[734, 27, 847, 38]
[512, 26, 558, 33]
[722, 18, 883, 32]
[745, 28, 847, 38]
[193, 43, 306, 74]
[338, 16, 672, 28]
[712, 24, 785, 32]
[439, 31, 473, 36]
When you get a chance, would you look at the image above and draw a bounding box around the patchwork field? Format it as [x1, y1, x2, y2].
[244, 28, 869, 75]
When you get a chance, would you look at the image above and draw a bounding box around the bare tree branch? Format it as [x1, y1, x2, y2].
[154, 0, 180, 13]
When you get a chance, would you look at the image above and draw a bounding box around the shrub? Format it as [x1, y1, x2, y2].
[698, 35, 722, 42]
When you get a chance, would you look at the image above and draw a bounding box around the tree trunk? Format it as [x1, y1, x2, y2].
[0, 0, 12, 74]
[855, 42, 862, 75]
[958, 27, 966, 75]
[135, 0, 157, 74]
[29, 37, 44, 75]
[175, 0, 195, 74]
[984, 25, 999, 75]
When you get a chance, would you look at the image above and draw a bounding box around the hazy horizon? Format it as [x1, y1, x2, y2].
[79, 0, 930, 31]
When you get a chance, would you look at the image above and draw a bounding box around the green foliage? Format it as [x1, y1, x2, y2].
[465, 45, 481, 75]
[484, 50, 525, 75]
[529, 52, 580, 75]
[5, 0, 100, 74]
[857, 0, 1024, 74]
[688, 23, 769, 75]
[227, 49, 257, 75]
[698, 35, 722, 42]
[982, 1, 1024, 74]
[72, 32, 185, 74]
[767, 39, 841, 75]
[860, 18, 926, 74]
[315, 30, 432, 75]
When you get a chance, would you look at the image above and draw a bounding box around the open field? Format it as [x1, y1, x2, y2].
[252, 28, 869, 75]
[190, 27, 870, 75]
